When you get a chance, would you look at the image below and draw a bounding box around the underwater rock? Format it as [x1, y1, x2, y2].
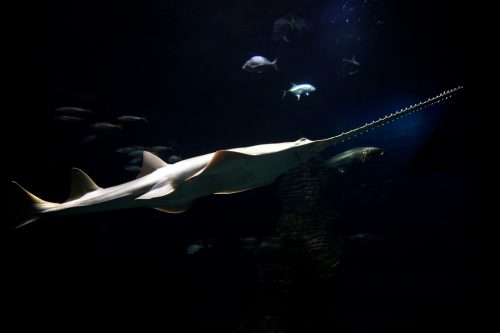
[245, 163, 345, 332]
[278, 164, 322, 214]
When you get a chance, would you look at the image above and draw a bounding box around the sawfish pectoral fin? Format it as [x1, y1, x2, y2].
[187, 150, 252, 181]
[186, 150, 259, 195]
[135, 182, 176, 200]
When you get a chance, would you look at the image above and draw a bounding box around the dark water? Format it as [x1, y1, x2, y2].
[8, 0, 472, 332]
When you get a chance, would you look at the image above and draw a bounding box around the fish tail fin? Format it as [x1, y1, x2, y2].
[272, 58, 278, 70]
[117, 124, 124, 130]
[281, 90, 287, 100]
[143, 117, 148, 123]
[11, 181, 58, 228]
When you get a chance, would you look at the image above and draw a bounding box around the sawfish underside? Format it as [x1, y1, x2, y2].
[12, 86, 463, 227]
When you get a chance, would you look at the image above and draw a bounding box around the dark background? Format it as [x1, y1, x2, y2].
[8, 0, 471, 332]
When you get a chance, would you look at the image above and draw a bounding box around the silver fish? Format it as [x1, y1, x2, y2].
[323, 147, 385, 169]
[54, 115, 83, 122]
[186, 243, 203, 255]
[116, 146, 146, 154]
[117, 115, 147, 123]
[342, 53, 361, 66]
[242, 56, 278, 73]
[81, 134, 101, 143]
[91, 122, 123, 131]
[55, 106, 92, 114]
[282, 83, 316, 100]
[124, 165, 142, 172]
[168, 155, 182, 164]
[128, 150, 146, 158]
[149, 146, 174, 153]
[272, 17, 293, 42]
[130, 158, 143, 164]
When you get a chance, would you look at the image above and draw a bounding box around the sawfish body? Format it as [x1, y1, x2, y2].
[12, 86, 463, 227]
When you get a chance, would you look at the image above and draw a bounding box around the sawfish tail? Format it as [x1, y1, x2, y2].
[11, 181, 58, 228]
[317, 86, 464, 149]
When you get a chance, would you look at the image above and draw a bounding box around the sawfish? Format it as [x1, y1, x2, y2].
[12, 86, 463, 228]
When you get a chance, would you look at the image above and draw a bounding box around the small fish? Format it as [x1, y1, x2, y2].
[124, 165, 141, 172]
[240, 237, 261, 251]
[323, 147, 385, 169]
[149, 145, 174, 153]
[128, 150, 146, 158]
[167, 155, 181, 164]
[272, 16, 308, 42]
[342, 53, 361, 66]
[289, 16, 308, 31]
[348, 233, 387, 242]
[81, 134, 101, 143]
[130, 157, 142, 164]
[54, 115, 83, 122]
[116, 146, 146, 154]
[282, 83, 316, 100]
[242, 56, 278, 73]
[90, 122, 122, 131]
[117, 115, 147, 123]
[349, 69, 361, 76]
[257, 236, 284, 251]
[272, 17, 293, 42]
[55, 106, 92, 114]
[186, 243, 203, 255]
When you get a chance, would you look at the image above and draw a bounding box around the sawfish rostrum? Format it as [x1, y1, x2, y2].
[12, 87, 463, 227]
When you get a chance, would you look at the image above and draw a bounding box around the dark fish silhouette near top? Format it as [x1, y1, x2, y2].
[81, 134, 101, 143]
[273, 17, 293, 42]
[167, 155, 182, 164]
[342, 53, 361, 66]
[272, 16, 309, 42]
[242, 56, 278, 73]
[90, 122, 123, 131]
[54, 115, 83, 123]
[55, 106, 92, 115]
[117, 115, 147, 123]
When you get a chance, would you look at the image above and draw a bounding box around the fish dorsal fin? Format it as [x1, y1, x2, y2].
[67, 168, 100, 201]
[137, 151, 169, 178]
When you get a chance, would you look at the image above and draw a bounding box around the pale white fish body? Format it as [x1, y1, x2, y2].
[242, 56, 278, 72]
[284, 83, 316, 100]
[12, 86, 463, 227]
